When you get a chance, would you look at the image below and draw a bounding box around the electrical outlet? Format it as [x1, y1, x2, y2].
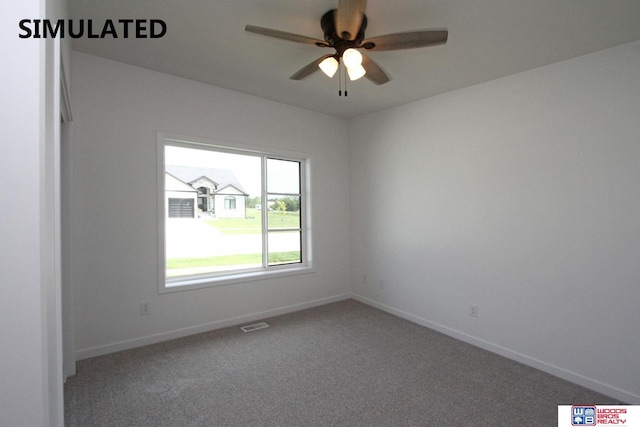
[469, 304, 478, 318]
[362, 274, 368, 284]
[140, 302, 151, 315]
[379, 280, 385, 289]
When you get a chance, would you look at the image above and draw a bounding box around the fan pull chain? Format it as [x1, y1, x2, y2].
[344, 68, 348, 97]
[336, 60, 351, 97]
[337, 61, 349, 97]
[338, 60, 343, 96]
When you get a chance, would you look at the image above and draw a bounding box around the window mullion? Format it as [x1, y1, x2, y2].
[261, 156, 269, 268]
[301, 161, 306, 264]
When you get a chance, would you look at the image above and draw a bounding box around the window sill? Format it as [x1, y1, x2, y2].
[160, 265, 315, 294]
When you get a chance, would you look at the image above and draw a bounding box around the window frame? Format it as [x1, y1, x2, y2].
[157, 132, 313, 293]
[224, 196, 236, 210]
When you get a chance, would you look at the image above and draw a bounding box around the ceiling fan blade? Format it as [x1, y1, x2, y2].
[290, 55, 333, 80]
[361, 53, 390, 85]
[362, 30, 448, 51]
[245, 25, 328, 47]
[335, 0, 367, 41]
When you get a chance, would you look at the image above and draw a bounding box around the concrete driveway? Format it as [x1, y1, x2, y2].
[165, 218, 298, 258]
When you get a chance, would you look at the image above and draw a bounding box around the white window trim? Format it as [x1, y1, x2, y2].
[157, 132, 314, 294]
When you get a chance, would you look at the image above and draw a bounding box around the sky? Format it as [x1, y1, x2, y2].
[165, 145, 300, 197]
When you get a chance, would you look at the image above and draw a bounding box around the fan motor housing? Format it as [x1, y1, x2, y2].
[321, 9, 367, 51]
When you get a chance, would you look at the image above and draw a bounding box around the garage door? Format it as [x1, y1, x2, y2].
[168, 198, 195, 218]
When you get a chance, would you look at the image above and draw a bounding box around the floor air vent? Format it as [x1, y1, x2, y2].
[240, 322, 270, 332]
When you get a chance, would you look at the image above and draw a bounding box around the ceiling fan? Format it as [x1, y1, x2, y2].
[245, 0, 448, 86]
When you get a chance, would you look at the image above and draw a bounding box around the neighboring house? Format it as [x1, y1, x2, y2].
[165, 165, 249, 218]
[165, 172, 198, 218]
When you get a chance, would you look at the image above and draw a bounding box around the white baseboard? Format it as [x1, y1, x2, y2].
[74, 291, 639, 404]
[75, 294, 351, 361]
[351, 293, 639, 404]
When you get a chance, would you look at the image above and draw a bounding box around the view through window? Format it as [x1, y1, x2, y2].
[162, 140, 307, 287]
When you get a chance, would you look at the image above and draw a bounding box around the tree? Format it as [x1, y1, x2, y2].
[246, 196, 261, 208]
[283, 196, 300, 212]
[274, 200, 287, 215]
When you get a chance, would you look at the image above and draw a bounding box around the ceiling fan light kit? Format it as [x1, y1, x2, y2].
[245, 0, 448, 94]
[319, 56, 339, 77]
[347, 63, 366, 81]
[320, 48, 365, 81]
[342, 48, 362, 67]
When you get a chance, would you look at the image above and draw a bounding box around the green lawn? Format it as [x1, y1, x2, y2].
[205, 208, 300, 234]
[167, 251, 301, 271]
[167, 253, 262, 269]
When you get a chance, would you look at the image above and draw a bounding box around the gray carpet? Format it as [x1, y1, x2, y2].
[65, 299, 620, 426]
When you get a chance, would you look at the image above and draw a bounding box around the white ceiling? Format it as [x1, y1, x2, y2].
[69, 0, 640, 119]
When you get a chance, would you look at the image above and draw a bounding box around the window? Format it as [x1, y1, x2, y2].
[224, 196, 236, 210]
[158, 133, 312, 291]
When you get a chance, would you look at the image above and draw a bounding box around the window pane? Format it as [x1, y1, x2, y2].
[165, 145, 262, 277]
[267, 158, 300, 194]
[268, 230, 301, 265]
[267, 195, 300, 229]
[224, 196, 236, 210]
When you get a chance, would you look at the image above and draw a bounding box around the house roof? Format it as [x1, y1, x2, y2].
[165, 172, 199, 193]
[214, 184, 248, 196]
[165, 165, 248, 195]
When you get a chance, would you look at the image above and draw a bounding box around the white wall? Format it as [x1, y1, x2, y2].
[68, 35, 639, 404]
[69, 52, 351, 358]
[350, 41, 640, 403]
[1, 0, 66, 425]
